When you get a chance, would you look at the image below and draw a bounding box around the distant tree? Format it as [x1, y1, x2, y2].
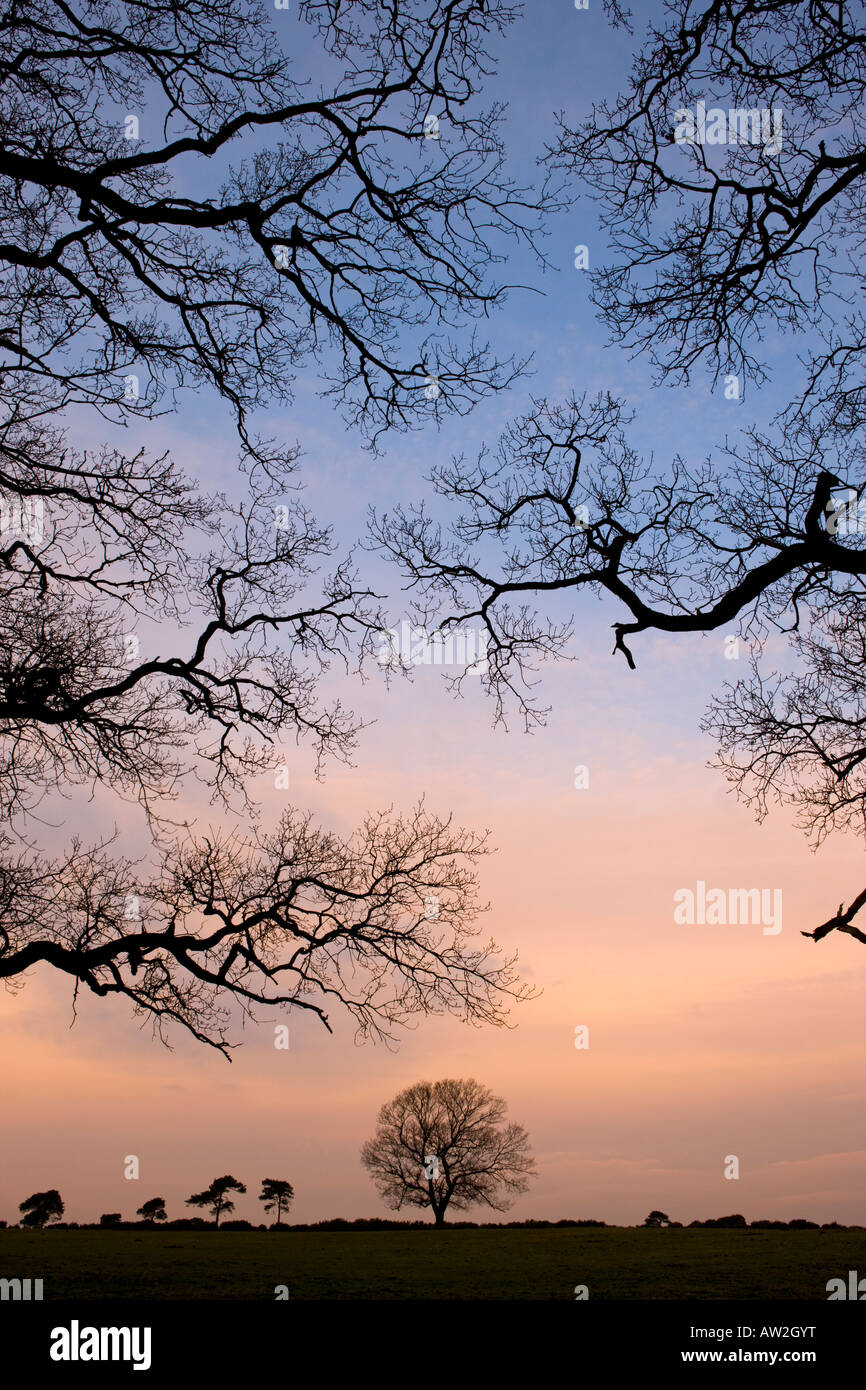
[361, 1078, 536, 1228]
[186, 1176, 246, 1228]
[137, 1198, 167, 1226]
[643, 1210, 671, 1228]
[259, 1179, 295, 1227]
[18, 1190, 64, 1229]
[99, 1212, 122, 1228]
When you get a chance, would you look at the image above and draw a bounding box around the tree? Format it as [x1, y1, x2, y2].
[707, 1214, 747, 1229]
[0, 0, 549, 445]
[0, 0, 546, 1050]
[18, 1190, 64, 1230]
[0, 806, 533, 1056]
[552, 0, 866, 395]
[702, 608, 866, 945]
[186, 1175, 246, 1228]
[643, 1210, 671, 1228]
[99, 1212, 122, 1228]
[360, 1077, 535, 1227]
[375, 1, 866, 944]
[137, 1198, 168, 1225]
[259, 1179, 295, 1227]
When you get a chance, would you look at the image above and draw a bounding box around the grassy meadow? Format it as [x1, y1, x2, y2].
[1, 1226, 863, 1299]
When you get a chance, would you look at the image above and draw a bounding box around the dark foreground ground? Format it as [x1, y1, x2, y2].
[1, 1227, 864, 1299]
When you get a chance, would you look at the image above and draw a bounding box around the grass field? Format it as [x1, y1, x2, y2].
[1, 1227, 864, 1299]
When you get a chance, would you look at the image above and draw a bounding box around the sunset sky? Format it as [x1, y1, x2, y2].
[3, 0, 865, 1231]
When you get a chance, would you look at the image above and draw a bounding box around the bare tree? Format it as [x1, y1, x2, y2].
[550, 0, 866, 397]
[0, 804, 534, 1057]
[374, 392, 863, 681]
[703, 602, 866, 945]
[0, 0, 552, 763]
[0, 0, 552, 446]
[374, 1, 866, 943]
[0, 1, 544, 1042]
[360, 1077, 535, 1227]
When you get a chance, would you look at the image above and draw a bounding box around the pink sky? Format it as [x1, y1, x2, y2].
[4, 613, 866, 1229]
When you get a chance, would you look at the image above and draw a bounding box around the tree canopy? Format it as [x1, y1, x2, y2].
[259, 1178, 295, 1226]
[18, 1189, 65, 1229]
[186, 1174, 246, 1226]
[0, 0, 542, 1051]
[375, 0, 866, 944]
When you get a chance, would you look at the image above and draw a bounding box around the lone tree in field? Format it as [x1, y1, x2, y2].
[137, 1198, 167, 1225]
[18, 1190, 64, 1230]
[259, 1179, 295, 1227]
[0, 0, 544, 1055]
[186, 1176, 246, 1228]
[361, 1078, 535, 1227]
[643, 1210, 671, 1228]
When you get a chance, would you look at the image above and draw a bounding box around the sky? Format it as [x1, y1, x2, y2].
[2, 0, 866, 1231]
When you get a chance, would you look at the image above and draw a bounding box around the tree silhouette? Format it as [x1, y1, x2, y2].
[259, 1179, 295, 1227]
[99, 1212, 122, 1228]
[0, 0, 549, 446]
[702, 610, 866, 946]
[186, 1175, 246, 1228]
[552, 0, 866, 391]
[361, 1077, 535, 1227]
[643, 1210, 671, 1228]
[375, 0, 866, 944]
[0, 806, 532, 1056]
[18, 1190, 64, 1230]
[0, 1, 546, 1048]
[137, 1198, 167, 1225]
